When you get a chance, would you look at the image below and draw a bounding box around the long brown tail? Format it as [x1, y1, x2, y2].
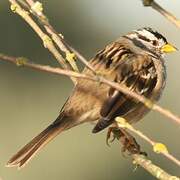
[6, 114, 73, 169]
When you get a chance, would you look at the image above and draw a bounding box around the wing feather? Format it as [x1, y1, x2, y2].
[92, 52, 157, 133]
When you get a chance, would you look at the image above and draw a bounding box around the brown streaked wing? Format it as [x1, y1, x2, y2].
[92, 54, 157, 133]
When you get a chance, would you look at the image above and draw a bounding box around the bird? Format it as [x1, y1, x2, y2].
[7, 27, 177, 169]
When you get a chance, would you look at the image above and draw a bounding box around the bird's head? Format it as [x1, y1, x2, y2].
[124, 27, 177, 58]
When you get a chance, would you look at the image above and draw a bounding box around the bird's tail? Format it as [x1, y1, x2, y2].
[6, 113, 73, 169]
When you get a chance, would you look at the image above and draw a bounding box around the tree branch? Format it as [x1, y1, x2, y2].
[9, 0, 67, 68]
[0, 52, 180, 127]
[116, 117, 180, 167]
[9, 0, 77, 83]
[24, 0, 79, 72]
[142, 0, 180, 28]
[21, 0, 96, 74]
[132, 154, 180, 180]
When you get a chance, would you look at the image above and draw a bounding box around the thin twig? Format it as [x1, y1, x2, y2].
[132, 154, 180, 180]
[116, 117, 180, 167]
[142, 0, 180, 28]
[69, 45, 97, 74]
[1, 53, 180, 125]
[8, 0, 77, 83]
[24, 0, 79, 72]
[23, 0, 96, 74]
[9, 0, 67, 68]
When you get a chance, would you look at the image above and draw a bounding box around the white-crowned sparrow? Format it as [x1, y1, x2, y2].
[7, 27, 177, 168]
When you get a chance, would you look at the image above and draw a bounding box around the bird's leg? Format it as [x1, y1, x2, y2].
[106, 127, 125, 146]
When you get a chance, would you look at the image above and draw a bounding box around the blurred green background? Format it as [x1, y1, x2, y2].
[0, 0, 180, 179]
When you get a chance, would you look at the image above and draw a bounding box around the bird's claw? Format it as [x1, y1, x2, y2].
[119, 130, 147, 156]
[106, 127, 117, 146]
[106, 127, 147, 156]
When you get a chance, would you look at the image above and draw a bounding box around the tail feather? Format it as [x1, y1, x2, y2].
[7, 114, 72, 169]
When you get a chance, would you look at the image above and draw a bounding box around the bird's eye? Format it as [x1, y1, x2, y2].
[152, 40, 158, 46]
